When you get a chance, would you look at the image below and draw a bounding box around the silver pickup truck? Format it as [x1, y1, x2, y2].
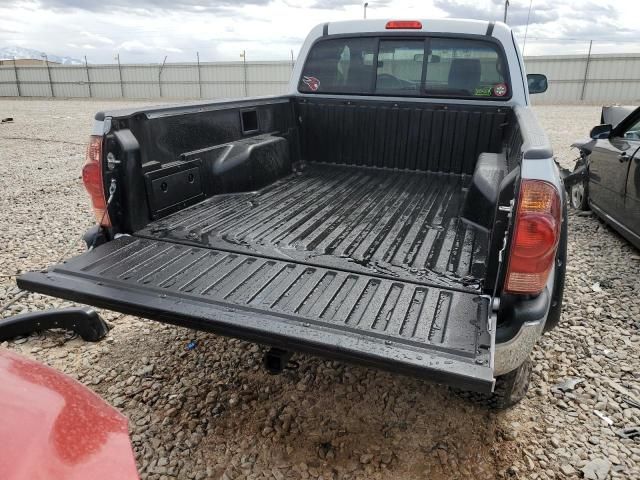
[19, 18, 565, 408]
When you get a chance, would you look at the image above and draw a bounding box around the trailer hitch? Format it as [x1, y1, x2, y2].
[263, 347, 297, 375]
[0, 307, 109, 343]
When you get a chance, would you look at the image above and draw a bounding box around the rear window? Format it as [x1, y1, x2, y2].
[299, 36, 510, 100]
[376, 40, 424, 94]
[425, 38, 508, 98]
[300, 37, 376, 93]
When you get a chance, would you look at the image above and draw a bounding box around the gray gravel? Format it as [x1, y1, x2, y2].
[1, 99, 639, 480]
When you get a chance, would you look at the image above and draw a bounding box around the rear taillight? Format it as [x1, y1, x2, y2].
[82, 135, 111, 227]
[385, 20, 423, 29]
[504, 180, 561, 295]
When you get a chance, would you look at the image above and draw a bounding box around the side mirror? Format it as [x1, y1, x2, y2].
[527, 73, 548, 94]
[430, 54, 441, 64]
[590, 124, 612, 140]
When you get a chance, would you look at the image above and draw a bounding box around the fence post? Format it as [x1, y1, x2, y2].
[241, 50, 248, 97]
[196, 51, 202, 99]
[44, 55, 54, 97]
[12, 57, 21, 97]
[580, 40, 593, 102]
[84, 55, 92, 98]
[116, 53, 124, 97]
[158, 56, 167, 97]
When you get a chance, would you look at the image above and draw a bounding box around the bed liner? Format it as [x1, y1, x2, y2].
[19, 234, 494, 391]
[18, 163, 496, 391]
[138, 163, 489, 292]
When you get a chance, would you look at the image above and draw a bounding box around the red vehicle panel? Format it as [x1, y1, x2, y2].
[0, 349, 139, 480]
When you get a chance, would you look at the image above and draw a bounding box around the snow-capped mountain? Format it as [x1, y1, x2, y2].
[0, 46, 83, 65]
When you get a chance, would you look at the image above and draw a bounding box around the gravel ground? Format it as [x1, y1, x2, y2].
[0, 99, 638, 480]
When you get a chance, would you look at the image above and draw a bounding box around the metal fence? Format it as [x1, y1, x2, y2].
[525, 53, 640, 105]
[2, 53, 640, 104]
[0, 60, 294, 99]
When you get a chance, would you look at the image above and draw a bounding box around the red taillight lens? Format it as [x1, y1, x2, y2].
[385, 20, 423, 29]
[82, 135, 111, 227]
[504, 180, 561, 295]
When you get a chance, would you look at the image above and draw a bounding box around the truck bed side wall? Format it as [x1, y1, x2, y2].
[106, 97, 299, 231]
[296, 98, 510, 175]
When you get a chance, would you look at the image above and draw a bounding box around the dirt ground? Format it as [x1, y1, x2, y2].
[0, 99, 638, 480]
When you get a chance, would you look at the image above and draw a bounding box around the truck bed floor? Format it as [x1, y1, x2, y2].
[138, 163, 488, 291]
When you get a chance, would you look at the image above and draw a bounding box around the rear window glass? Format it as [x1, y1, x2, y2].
[299, 37, 376, 93]
[425, 38, 508, 98]
[376, 40, 424, 94]
[299, 36, 510, 99]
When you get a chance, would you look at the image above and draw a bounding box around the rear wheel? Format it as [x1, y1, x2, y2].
[455, 359, 532, 410]
[490, 359, 532, 409]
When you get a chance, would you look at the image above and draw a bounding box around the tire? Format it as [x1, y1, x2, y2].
[570, 179, 589, 210]
[455, 359, 532, 410]
[569, 159, 589, 211]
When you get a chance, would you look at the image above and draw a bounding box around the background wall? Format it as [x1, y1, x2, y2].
[525, 53, 640, 105]
[1, 53, 639, 104]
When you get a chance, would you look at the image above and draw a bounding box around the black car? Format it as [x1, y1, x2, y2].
[566, 106, 640, 249]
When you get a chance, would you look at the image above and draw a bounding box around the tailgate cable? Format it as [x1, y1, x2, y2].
[485, 199, 515, 334]
[480, 199, 514, 375]
[89, 179, 117, 251]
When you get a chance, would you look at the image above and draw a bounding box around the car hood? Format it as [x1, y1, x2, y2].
[0, 348, 139, 480]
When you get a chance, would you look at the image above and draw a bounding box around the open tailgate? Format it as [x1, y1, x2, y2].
[18, 236, 495, 392]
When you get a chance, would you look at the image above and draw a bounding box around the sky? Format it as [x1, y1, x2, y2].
[0, 0, 639, 64]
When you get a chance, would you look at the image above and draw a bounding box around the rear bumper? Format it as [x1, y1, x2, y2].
[494, 316, 545, 376]
[494, 289, 549, 376]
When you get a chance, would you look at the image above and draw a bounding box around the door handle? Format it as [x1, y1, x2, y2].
[619, 152, 628, 162]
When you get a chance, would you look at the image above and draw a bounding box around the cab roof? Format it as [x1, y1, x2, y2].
[324, 18, 511, 37]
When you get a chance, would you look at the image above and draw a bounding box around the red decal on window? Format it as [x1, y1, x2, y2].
[302, 76, 320, 92]
[494, 83, 508, 97]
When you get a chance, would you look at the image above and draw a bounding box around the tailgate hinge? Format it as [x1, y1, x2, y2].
[106, 152, 121, 170]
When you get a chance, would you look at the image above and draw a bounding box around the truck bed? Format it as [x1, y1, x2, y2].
[19, 163, 495, 391]
[137, 163, 488, 291]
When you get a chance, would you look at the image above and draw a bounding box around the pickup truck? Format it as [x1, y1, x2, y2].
[18, 19, 566, 409]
